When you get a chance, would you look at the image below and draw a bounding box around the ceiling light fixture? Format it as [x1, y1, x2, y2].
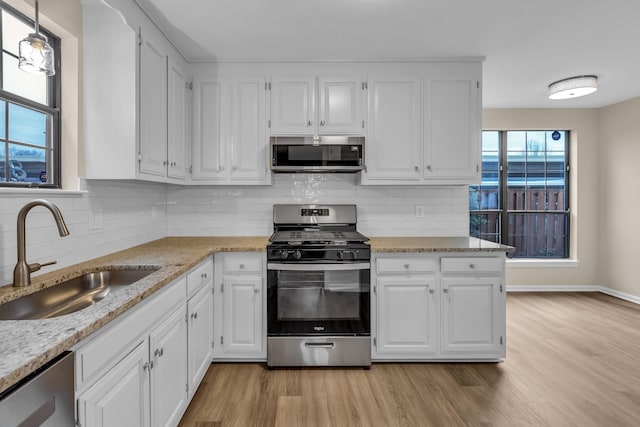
[18, 0, 55, 76]
[548, 75, 597, 100]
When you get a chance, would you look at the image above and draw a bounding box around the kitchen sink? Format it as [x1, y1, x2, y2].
[0, 267, 160, 320]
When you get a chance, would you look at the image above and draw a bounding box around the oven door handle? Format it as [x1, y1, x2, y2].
[304, 342, 335, 349]
[267, 263, 370, 271]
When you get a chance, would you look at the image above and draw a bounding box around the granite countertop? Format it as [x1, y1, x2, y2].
[0, 236, 268, 394]
[0, 234, 510, 394]
[369, 236, 514, 253]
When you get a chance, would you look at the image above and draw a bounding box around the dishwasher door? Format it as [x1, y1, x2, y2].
[0, 351, 74, 427]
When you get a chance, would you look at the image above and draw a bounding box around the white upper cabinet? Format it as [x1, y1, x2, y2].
[191, 72, 270, 185]
[83, 0, 189, 183]
[361, 74, 422, 182]
[139, 25, 168, 178]
[423, 66, 481, 183]
[167, 57, 188, 180]
[270, 76, 365, 136]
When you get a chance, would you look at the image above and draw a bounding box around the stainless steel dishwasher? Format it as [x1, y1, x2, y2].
[0, 351, 74, 426]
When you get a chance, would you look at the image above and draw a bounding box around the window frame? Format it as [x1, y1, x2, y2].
[0, 0, 61, 188]
[470, 130, 571, 259]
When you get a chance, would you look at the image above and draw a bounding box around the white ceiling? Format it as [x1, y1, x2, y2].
[136, 0, 640, 109]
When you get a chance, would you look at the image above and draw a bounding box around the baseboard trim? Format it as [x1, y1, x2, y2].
[507, 285, 640, 305]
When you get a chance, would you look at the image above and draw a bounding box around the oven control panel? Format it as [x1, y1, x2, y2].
[301, 208, 330, 217]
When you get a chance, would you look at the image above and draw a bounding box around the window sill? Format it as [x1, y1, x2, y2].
[0, 187, 87, 196]
[507, 259, 579, 268]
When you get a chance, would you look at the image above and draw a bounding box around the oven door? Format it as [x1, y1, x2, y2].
[267, 263, 370, 336]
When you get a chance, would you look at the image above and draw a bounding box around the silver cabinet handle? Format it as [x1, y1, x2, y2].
[191, 312, 198, 319]
[443, 288, 449, 293]
[320, 120, 325, 126]
[414, 166, 419, 172]
[307, 120, 313, 126]
[239, 264, 245, 269]
[427, 165, 433, 171]
[143, 361, 154, 371]
[154, 348, 164, 357]
[469, 264, 476, 269]
[404, 263, 410, 269]
[429, 289, 435, 294]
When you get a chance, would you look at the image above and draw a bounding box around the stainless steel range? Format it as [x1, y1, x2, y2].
[267, 204, 371, 367]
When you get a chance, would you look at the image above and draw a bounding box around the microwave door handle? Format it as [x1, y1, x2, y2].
[267, 263, 370, 271]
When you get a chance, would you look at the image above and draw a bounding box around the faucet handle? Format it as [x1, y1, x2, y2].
[28, 260, 57, 273]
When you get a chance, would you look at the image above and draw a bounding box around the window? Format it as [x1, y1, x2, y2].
[470, 130, 570, 258]
[0, 1, 60, 187]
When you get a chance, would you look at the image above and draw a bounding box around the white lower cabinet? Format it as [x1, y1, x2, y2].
[213, 252, 266, 359]
[187, 281, 214, 399]
[78, 341, 150, 427]
[149, 305, 188, 427]
[373, 253, 506, 360]
[76, 257, 215, 427]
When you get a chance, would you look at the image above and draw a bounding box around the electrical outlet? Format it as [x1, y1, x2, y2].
[88, 210, 104, 230]
[415, 205, 425, 218]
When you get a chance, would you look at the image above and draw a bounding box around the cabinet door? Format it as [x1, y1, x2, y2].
[440, 277, 502, 356]
[149, 305, 188, 427]
[192, 78, 227, 180]
[229, 77, 269, 182]
[376, 276, 438, 357]
[363, 75, 422, 182]
[220, 275, 264, 356]
[270, 77, 316, 135]
[318, 77, 364, 135]
[78, 341, 150, 427]
[187, 283, 214, 398]
[423, 73, 481, 181]
[139, 26, 168, 177]
[167, 56, 188, 180]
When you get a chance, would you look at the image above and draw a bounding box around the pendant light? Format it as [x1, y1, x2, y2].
[548, 75, 597, 100]
[18, 0, 55, 76]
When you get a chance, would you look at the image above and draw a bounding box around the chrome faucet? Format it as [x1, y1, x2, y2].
[13, 199, 70, 287]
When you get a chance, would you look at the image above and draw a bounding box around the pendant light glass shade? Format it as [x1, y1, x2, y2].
[18, 1, 55, 76]
[548, 75, 597, 100]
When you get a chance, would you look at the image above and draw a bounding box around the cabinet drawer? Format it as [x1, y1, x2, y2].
[376, 258, 437, 274]
[222, 254, 262, 274]
[441, 257, 502, 274]
[187, 258, 213, 297]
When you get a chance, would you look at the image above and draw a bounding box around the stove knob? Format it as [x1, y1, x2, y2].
[337, 251, 343, 260]
[279, 250, 289, 260]
[293, 250, 302, 260]
[350, 251, 357, 260]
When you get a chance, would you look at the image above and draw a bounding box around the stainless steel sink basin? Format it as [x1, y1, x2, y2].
[0, 267, 160, 320]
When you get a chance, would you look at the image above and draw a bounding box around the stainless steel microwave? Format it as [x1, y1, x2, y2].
[270, 136, 364, 173]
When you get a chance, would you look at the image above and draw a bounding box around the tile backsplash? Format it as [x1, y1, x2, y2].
[167, 174, 470, 237]
[0, 175, 469, 285]
[0, 180, 166, 286]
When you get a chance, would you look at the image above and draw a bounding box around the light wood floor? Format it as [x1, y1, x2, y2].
[178, 293, 640, 427]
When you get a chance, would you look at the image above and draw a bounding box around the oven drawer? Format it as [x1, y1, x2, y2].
[441, 257, 502, 274]
[223, 254, 263, 274]
[376, 258, 437, 274]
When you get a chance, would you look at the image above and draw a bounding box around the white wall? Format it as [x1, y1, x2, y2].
[598, 97, 640, 297]
[483, 108, 601, 288]
[167, 174, 470, 237]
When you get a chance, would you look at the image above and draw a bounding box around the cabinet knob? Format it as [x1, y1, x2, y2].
[443, 288, 449, 293]
[469, 264, 476, 269]
[404, 263, 410, 269]
[154, 348, 164, 357]
[239, 263, 245, 269]
[218, 165, 224, 171]
[414, 166, 419, 172]
[307, 120, 313, 127]
[191, 312, 198, 319]
[143, 361, 154, 371]
[429, 289, 435, 294]
[427, 165, 432, 171]
[320, 120, 326, 126]
[232, 166, 238, 171]
[254, 288, 259, 294]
